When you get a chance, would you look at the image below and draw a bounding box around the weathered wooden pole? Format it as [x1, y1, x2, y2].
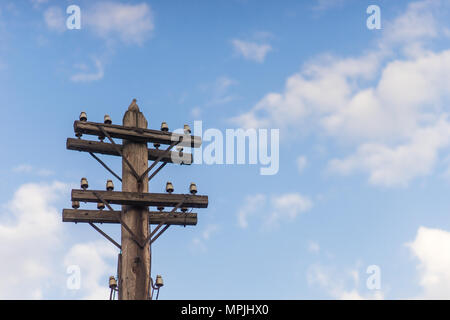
[63, 100, 209, 300]
[120, 99, 150, 300]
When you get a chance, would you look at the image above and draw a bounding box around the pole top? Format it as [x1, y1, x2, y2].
[128, 98, 140, 112]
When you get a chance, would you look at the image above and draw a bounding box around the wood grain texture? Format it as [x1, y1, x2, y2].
[67, 138, 193, 164]
[120, 105, 150, 300]
[74, 120, 202, 147]
[62, 209, 198, 225]
[71, 189, 209, 208]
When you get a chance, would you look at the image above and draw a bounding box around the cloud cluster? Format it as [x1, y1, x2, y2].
[0, 181, 118, 299]
[203, 76, 238, 106]
[0, 182, 65, 299]
[84, 2, 154, 45]
[43, 6, 65, 33]
[232, 39, 272, 63]
[70, 58, 104, 83]
[44, 2, 154, 45]
[296, 156, 307, 174]
[231, 1, 450, 187]
[191, 224, 219, 252]
[12, 164, 54, 177]
[64, 241, 117, 299]
[237, 193, 312, 229]
[41, 2, 154, 82]
[408, 226, 450, 299]
[307, 263, 384, 300]
[306, 226, 450, 299]
[329, 117, 450, 186]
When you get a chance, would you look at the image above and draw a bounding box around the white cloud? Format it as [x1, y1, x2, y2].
[231, 52, 382, 131]
[237, 194, 266, 229]
[408, 226, 450, 299]
[191, 107, 202, 118]
[267, 193, 312, 228]
[328, 118, 450, 187]
[0, 182, 67, 299]
[191, 224, 219, 252]
[201, 76, 238, 106]
[85, 2, 154, 45]
[37, 169, 54, 177]
[237, 193, 312, 229]
[232, 39, 272, 63]
[297, 156, 307, 174]
[43, 2, 154, 44]
[215, 77, 237, 95]
[43, 6, 65, 33]
[0, 181, 118, 299]
[444, 28, 450, 38]
[12, 164, 33, 173]
[64, 241, 117, 300]
[202, 224, 219, 240]
[231, 1, 450, 187]
[12, 164, 54, 176]
[307, 264, 384, 300]
[308, 241, 320, 254]
[71, 58, 104, 83]
[383, 0, 438, 46]
[43, 2, 154, 81]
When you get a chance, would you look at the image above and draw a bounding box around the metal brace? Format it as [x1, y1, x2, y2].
[89, 152, 122, 182]
[98, 125, 141, 182]
[93, 191, 145, 249]
[142, 195, 190, 246]
[139, 139, 180, 182]
[89, 222, 121, 250]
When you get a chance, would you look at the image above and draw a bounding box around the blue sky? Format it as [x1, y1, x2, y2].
[1, 0, 450, 299]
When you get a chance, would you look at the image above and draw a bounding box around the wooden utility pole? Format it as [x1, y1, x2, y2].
[62, 99, 208, 300]
[120, 100, 150, 300]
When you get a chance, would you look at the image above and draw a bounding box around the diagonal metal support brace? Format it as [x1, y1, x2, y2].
[142, 198, 186, 247]
[89, 152, 122, 182]
[148, 162, 167, 182]
[150, 225, 170, 245]
[89, 222, 121, 250]
[98, 125, 141, 181]
[147, 202, 183, 239]
[93, 191, 144, 249]
[138, 140, 180, 182]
